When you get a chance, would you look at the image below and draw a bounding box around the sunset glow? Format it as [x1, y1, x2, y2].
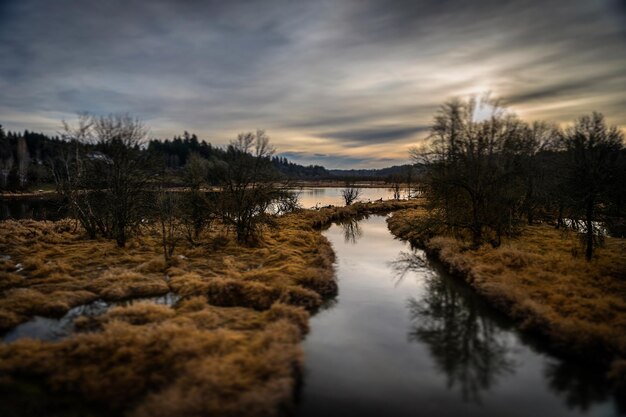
[1, 0, 625, 168]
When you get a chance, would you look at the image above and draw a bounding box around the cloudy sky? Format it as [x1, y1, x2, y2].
[1, 0, 625, 168]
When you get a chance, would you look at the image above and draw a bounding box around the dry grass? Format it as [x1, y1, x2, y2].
[0, 212, 340, 329]
[0, 299, 306, 416]
[297, 199, 421, 229]
[1, 201, 424, 416]
[0, 200, 421, 416]
[389, 208, 626, 376]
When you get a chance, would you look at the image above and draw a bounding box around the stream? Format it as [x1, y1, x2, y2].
[295, 215, 623, 417]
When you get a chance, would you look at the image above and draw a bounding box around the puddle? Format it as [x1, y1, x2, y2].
[2, 292, 181, 343]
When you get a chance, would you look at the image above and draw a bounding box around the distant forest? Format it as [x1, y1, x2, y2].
[0, 127, 415, 190]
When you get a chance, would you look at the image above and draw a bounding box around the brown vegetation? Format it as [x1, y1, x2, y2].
[389, 208, 626, 376]
[299, 199, 420, 229]
[0, 200, 419, 416]
[0, 206, 341, 416]
[0, 301, 306, 417]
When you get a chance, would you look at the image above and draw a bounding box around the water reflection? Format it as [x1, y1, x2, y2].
[0, 197, 66, 221]
[393, 250, 625, 414]
[545, 359, 626, 414]
[296, 187, 397, 209]
[2, 187, 399, 221]
[297, 216, 623, 417]
[2, 292, 181, 343]
[393, 251, 516, 403]
[339, 218, 363, 244]
[388, 250, 428, 286]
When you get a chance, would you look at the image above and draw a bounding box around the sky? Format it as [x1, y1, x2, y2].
[1, 0, 625, 168]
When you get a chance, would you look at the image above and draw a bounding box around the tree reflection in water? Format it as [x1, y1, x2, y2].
[339, 218, 363, 244]
[391, 250, 626, 413]
[544, 359, 626, 414]
[392, 250, 516, 403]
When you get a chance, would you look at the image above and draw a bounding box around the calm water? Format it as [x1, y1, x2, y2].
[0, 187, 405, 221]
[0, 196, 66, 221]
[296, 215, 623, 417]
[1, 293, 180, 343]
[295, 187, 408, 209]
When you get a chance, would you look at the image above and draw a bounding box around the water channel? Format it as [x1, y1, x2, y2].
[295, 215, 623, 417]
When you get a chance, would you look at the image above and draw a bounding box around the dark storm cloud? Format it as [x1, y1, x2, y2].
[612, 0, 626, 33]
[0, 0, 625, 167]
[318, 126, 429, 146]
[505, 68, 626, 105]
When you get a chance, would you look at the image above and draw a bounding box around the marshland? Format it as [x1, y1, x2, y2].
[1, 105, 625, 417]
[2, 1, 626, 416]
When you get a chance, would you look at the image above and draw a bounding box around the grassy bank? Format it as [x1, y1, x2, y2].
[388, 208, 626, 384]
[0, 210, 337, 416]
[0, 200, 419, 416]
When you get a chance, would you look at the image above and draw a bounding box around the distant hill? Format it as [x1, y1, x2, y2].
[271, 157, 421, 181]
[328, 164, 422, 180]
[271, 156, 330, 179]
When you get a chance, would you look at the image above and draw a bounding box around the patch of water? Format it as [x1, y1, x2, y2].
[562, 218, 608, 236]
[295, 187, 406, 209]
[296, 215, 624, 417]
[2, 292, 181, 343]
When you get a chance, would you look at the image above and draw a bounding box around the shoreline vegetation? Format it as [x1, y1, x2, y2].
[0, 181, 410, 199]
[387, 207, 626, 387]
[0, 200, 419, 417]
[1, 197, 625, 414]
[1, 100, 624, 415]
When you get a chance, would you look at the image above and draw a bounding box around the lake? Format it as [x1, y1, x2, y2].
[0, 187, 406, 221]
[294, 186, 406, 209]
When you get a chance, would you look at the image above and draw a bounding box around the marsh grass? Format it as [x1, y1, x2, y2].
[0, 302, 305, 416]
[389, 208, 626, 377]
[0, 201, 421, 416]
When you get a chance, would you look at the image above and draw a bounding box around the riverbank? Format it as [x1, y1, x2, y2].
[0, 181, 408, 197]
[0, 211, 337, 416]
[387, 208, 626, 385]
[0, 200, 420, 416]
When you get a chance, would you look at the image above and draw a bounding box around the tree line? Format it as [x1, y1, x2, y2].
[0, 125, 421, 190]
[34, 114, 298, 256]
[413, 96, 625, 260]
[0, 124, 329, 191]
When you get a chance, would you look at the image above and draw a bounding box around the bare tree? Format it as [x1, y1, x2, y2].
[561, 112, 623, 260]
[156, 189, 183, 261]
[518, 121, 559, 225]
[180, 153, 216, 245]
[390, 175, 402, 199]
[405, 165, 415, 198]
[181, 153, 214, 244]
[213, 130, 282, 244]
[94, 114, 153, 247]
[411, 96, 527, 246]
[54, 113, 153, 246]
[52, 115, 102, 238]
[341, 183, 361, 206]
[271, 189, 301, 215]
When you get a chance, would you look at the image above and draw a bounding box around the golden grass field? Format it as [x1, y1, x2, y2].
[0, 199, 420, 416]
[388, 208, 626, 386]
[4, 197, 622, 415]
